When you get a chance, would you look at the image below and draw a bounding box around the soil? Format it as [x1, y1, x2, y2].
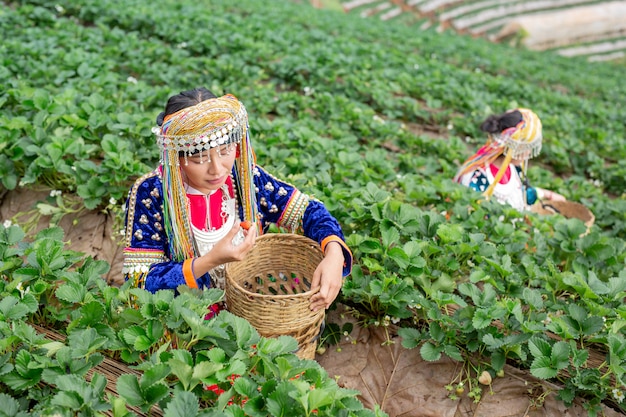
[1, 187, 623, 417]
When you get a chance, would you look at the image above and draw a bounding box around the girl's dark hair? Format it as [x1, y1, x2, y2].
[479, 109, 523, 134]
[156, 87, 217, 126]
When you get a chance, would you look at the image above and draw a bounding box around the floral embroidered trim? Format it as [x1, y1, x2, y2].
[125, 170, 159, 247]
[278, 189, 310, 232]
[122, 248, 167, 288]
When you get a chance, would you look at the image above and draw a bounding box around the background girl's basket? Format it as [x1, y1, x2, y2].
[225, 233, 325, 360]
[530, 200, 595, 230]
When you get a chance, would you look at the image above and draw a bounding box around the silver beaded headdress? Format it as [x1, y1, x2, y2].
[153, 94, 248, 159]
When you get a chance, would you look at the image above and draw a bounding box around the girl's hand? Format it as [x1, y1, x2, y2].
[193, 222, 257, 276]
[539, 187, 566, 202]
[309, 242, 344, 312]
[548, 191, 566, 202]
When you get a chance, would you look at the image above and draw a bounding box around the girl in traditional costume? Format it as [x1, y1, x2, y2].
[454, 108, 565, 211]
[123, 88, 351, 312]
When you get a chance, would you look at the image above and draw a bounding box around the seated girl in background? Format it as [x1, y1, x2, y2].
[454, 108, 565, 212]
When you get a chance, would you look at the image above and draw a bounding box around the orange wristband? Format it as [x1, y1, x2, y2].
[182, 258, 198, 289]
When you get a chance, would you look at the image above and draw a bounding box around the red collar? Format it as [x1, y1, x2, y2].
[186, 177, 235, 230]
[489, 163, 511, 184]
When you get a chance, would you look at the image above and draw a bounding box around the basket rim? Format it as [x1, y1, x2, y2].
[225, 233, 323, 300]
[531, 200, 594, 216]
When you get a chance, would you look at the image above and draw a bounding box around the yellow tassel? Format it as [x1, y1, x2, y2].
[483, 149, 514, 199]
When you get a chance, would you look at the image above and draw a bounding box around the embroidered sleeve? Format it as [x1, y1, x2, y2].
[278, 189, 310, 233]
[461, 169, 489, 193]
[250, 166, 305, 231]
[302, 199, 353, 277]
[123, 171, 210, 292]
[122, 248, 167, 289]
[249, 166, 352, 277]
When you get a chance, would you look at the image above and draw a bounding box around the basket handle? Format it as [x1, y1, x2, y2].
[308, 285, 321, 295]
[541, 202, 561, 214]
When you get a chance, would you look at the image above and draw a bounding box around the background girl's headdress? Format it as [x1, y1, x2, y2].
[154, 94, 259, 262]
[491, 108, 542, 161]
[454, 108, 543, 200]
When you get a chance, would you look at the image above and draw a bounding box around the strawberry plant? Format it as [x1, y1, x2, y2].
[0, 223, 385, 416]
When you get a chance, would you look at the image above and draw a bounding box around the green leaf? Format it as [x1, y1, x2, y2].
[205, 347, 227, 364]
[428, 322, 444, 343]
[482, 334, 503, 349]
[420, 342, 442, 362]
[530, 356, 559, 379]
[468, 269, 489, 283]
[5, 350, 42, 391]
[117, 374, 144, 406]
[56, 283, 86, 303]
[436, 223, 464, 244]
[257, 336, 298, 357]
[0, 296, 30, 320]
[134, 335, 155, 352]
[1, 373, 35, 392]
[141, 363, 171, 388]
[78, 301, 106, 326]
[571, 346, 589, 368]
[110, 396, 133, 417]
[232, 376, 257, 398]
[608, 276, 626, 300]
[192, 360, 222, 382]
[267, 381, 300, 417]
[359, 238, 382, 254]
[0, 393, 28, 417]
[568, 303, 589, 324]
[585, 271, 609, 295]
[443, 344, 463, 362]
[522, 288, 544, 310]
[4, 225, 25, 245]
[67, 328, 108, 358]
[144, 382, 169, 406]
[162, 390, 199, 417]
[122, 325, 147, 346]
[387, 247, 409, 269]
[308, 388, 336, 410]
[472, 309, 492, 329]
[13, 322, 42, 346]
[491, 350, 506, 371]
[50, 391, 83, 410]
[41, 341, 66, 357]
[168, 360, 194, 391]
[169, 349, 194, 367]
[88, 93, 106, 109]
[529, 337, 553, 358]
[557, 387, 576, 407]
[551, 341, 571, 370]
[398, 327, 423, 349]
[381, 226, 400, 248]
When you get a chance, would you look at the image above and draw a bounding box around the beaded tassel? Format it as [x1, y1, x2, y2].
[233, 127, 260, 234]
[453, 140, 503, 184]
[162, 148, 196, 262]
[482, 148, 514, 199]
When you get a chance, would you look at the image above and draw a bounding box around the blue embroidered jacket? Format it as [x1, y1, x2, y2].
[123, 165, 352, 293]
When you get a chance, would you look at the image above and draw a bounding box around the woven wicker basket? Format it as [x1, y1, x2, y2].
[530, 200, 595, 229]
[225, 233, 325, 360]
